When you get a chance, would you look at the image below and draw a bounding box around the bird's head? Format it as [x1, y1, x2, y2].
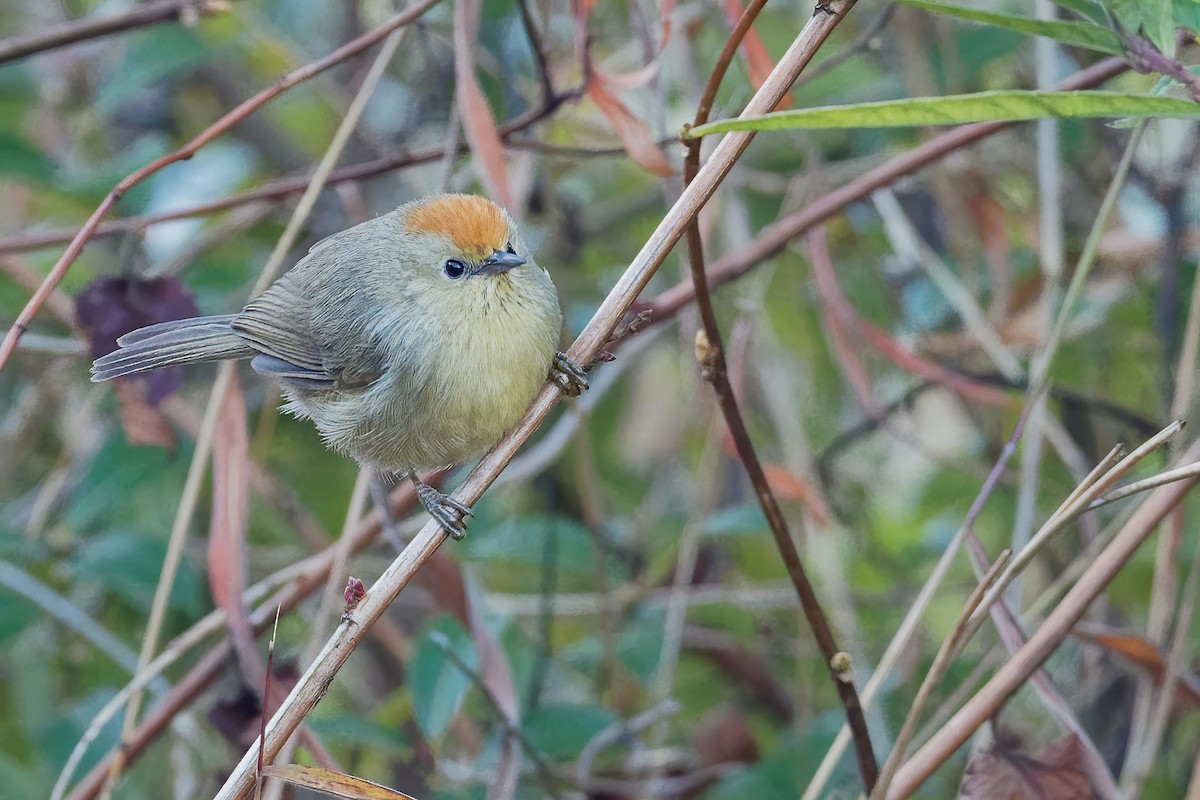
[398, 194, 536, 293]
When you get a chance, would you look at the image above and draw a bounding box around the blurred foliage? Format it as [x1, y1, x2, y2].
[1, 0, 1200, 798]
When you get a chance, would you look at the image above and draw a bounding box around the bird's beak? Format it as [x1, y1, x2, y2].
[475, 249, 526, 276]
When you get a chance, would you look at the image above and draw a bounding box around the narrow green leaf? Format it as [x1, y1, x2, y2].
[1051, 0, 1108, 24]
[410, 616, 475, 741]
[685, 91, 1200, 137]
[895, 0, 1124, 53]
[1145, 0, 1178, 55]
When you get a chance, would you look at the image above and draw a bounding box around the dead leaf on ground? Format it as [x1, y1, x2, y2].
[75, 274, 200, 407]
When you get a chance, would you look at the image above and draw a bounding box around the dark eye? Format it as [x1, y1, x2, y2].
[505, 242, 517, 255]
[443, 259, 466, 279]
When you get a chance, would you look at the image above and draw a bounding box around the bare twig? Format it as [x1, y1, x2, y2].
[869, 550, 1011, 799]
[0, 0, 230, 66]
[683, 0, 876, 790]
[886, 435, 1200, 798]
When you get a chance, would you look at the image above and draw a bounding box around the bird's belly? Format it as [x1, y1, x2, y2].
[290, 333, 554, 473]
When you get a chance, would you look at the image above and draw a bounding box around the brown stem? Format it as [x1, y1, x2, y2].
[683, 0, 877, 791]
[0, 0, 229, 66]
[516, 0, 556, 107]
[0, 0, 445, 375]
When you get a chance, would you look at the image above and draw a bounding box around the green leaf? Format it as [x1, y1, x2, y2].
[0, 132, 53, 181]
[521, 705, 617, 761]
[686, 92, 1200, 137]
[1051, 0, 1108, 24]
[0, 589, 38, 644]
[409, 616, 475, 741]
[1177, 0, 1200, 31]
[458, 514, 595, 574]
[72, 532, 203, 614]
[894, 0, 1124, 53]
[1107, 0, 1176, 51]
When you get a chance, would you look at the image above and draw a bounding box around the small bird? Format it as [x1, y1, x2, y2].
[92, 194, 587, 538]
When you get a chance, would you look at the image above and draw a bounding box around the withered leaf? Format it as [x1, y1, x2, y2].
[76, 274, 199, 405]
[961, 732, 1094, 800]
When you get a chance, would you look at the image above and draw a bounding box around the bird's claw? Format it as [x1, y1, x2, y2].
[414, 482, 473, 540]
[551, 352, 589, 397]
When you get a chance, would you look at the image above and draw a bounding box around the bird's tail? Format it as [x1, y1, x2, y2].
[91, 314, 256, 382]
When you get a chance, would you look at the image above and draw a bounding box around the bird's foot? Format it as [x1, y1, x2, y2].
[412, 479, 473, 540]
[551, 351, 589, 397]
[370, 472, 406, 551]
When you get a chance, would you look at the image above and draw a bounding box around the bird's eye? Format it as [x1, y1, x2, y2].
[443, 259, 466, 279]
[505, 242, 517, 255]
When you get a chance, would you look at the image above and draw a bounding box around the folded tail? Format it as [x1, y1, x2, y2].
[91, 314, 256, 382]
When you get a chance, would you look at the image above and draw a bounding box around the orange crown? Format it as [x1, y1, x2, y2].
[403, 194, 509, 261]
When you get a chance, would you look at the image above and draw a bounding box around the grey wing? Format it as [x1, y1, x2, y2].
[231, 271, 385, 390]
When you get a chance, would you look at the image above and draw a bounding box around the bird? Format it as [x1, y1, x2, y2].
[92, 193, 587, 538]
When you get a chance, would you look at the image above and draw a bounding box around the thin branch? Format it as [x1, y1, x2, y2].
[99, 366, 234, 797]
[683, 0, 876, 790]
[869, 550, 1011, 799]
[0, 0, 444, 374]
[516, 0, 555, 107]
[792, 2, 895, 89]
[212, 5, 863, 797]
[0, 0, 230, 66]
[886, 434, 1200, 798]
[0, 98, 578, 258]
[429, 632, 563, 797]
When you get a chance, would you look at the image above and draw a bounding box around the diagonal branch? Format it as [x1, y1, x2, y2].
[211, 3, 862, 797]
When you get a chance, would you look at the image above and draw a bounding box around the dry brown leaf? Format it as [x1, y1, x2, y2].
[453, 0, 511, 208]
[209, 374, 258, 676]
[721, 0, 792, 110]
[574, 0, 675, 176]
[588, 80, 675, 176]
[961, 733, 1094, 800]
[692, 705, 760, 766]
[761, 462, 833, 527]
[1075, 623, 1200, 707]
[112, 379, 177, 448]
[261, 764, 416, 800]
